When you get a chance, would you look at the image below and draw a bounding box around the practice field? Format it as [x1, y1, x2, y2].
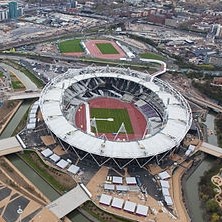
[58, 39, 84, 53]
[90, 108, 134, 133]
[140, 52, 165, 61]
[95, 43, 119, 54]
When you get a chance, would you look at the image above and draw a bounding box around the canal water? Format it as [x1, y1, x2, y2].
[184, 113, 218, 222]
[0, 101, 92, 222]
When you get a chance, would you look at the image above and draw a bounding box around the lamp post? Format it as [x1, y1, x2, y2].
[17, 205, 23, 222]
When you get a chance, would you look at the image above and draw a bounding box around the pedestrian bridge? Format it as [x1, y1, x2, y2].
[199, 142, 222, 158]
[7, 91, 41, 100]
[0, 137, 23, 156]
[47, 183, 91, 219]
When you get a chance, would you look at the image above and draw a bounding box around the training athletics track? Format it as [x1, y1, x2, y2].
[75, 97, 147, 141]
[84, 40, 126, 60]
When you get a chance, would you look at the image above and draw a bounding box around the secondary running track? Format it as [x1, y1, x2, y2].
[84, 40, 126, 60]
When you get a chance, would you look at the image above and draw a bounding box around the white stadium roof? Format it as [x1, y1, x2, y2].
[40, 66, 192, 160]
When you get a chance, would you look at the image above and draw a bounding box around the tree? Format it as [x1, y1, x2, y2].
[211, 213, 220, 222]
[206, 199, 220, 213]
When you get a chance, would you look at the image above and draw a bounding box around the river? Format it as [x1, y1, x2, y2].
[184, 113, 218, 222]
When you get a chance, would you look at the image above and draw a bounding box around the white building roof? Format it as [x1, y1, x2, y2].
[164, 195, 173, 206]
[136, 204, 149, 216]
[67, 164, 80, 174]
[104, 184, 115, 191]
[111, 197, 124, 209]
[56, 159, 69, 169]
[162, 187, 170, 196]
[49, 153, 61, 162]
[40, 67, 192, 159]
[123, 201, 136, 213]
[188, 144, 195, 152]
[41, 148, 53, 157]
[126, 177, 137, 185]
[160, 180, 170, 188]
[99, 194, 112, 205]
[116, 185, 128, 192]
[112, 176, 123, 184]
[158, 171, 171, 180]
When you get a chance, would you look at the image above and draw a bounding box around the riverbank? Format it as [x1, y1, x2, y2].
[0, 100, 22, 135]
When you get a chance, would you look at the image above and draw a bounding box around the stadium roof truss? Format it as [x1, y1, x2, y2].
[40, 66, 192, 169]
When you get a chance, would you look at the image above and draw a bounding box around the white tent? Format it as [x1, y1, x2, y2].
[41, 148, 53, 158]
[162, 187, 170, 196]
[104, 184, 115, 191]
[56, 159, 69, 169]
[123, 201, 136, 213]
[188, 144, 195, 152]
[99, 194, 112, 206]
[126, 177, 137, 185]
[49, 154, 61, 162]
[158, 171, 171, 180]
[27, 123, 36, 130]
[67, 164, 80, 174]
[112, 176, 123, 184]
[136, 204, 149, 216]
[164, 195, 173, 206]
[116, 185, 128, 192]
[160, 180, 170, 188]
[111, 197, 124, 209]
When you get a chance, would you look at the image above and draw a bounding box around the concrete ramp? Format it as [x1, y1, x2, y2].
[199, 142, 222, 158]
[0, 137, 22, 156]
[47, 184, 90, 219]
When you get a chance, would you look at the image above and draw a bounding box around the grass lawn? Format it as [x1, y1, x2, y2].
[90, 108, 133, 133]
[140, 52, 165, 61]
[96, 43, 119, 54]
[10, 72, 25, 90]
[58, 39, 84, 53]
[0, 71, 3, 78]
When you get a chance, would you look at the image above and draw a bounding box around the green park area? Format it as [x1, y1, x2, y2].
[140, 52, 165, 61]
[58, 39, 84, 53]
[96, 43, 119, 54]
[90, 108, 133, 133]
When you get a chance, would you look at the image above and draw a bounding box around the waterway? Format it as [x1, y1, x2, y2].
[0, 101, 92, 222]
[184, 113, 218, 222]
[0, 100, 31, 139]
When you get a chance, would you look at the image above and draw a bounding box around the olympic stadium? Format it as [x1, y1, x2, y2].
[39, 66, 192, 169]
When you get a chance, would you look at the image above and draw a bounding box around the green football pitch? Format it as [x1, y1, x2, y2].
[58, 39, 84, 53]
[95, 43, 119, 54]
[90, 108, 134, 133]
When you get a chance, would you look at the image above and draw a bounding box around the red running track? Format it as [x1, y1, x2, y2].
[75, 97, 147, 141]
[84, 39, 126, 60]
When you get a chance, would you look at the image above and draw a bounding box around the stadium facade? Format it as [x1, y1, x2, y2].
[39, 66, 192, 169]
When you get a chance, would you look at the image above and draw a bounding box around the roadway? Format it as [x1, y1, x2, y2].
[0, 137, 23, 156]
[198, 141, 222, 158]
[0, 63, 38, 91]
[47, 184, 90, 219]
